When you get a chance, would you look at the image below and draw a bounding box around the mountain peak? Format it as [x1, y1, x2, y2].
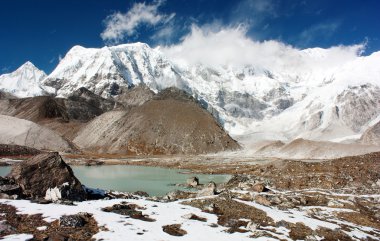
[0, 62, 48, 98]
[17, 61, 41, 72]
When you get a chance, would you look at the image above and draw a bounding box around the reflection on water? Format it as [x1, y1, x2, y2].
[0, 165, 230, 196]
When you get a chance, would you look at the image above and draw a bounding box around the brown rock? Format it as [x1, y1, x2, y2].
[197, 182, 217, 197]
[162, 224, 187, 236]
[7, 152, 86, 201]
[255, 196, 271, 206]
[181, 213, 207, 222]
[186, 176, 199, 187]
[250, 183, 266, 193]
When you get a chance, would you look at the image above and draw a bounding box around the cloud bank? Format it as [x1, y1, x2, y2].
[101, 1, 175, 43]
[161, 25, 365, 74]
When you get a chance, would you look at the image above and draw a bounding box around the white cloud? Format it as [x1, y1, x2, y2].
[161, 25, 365, 74]
[101, 1, 175, 43]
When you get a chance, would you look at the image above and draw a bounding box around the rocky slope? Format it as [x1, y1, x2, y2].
[39, 43, 380, 145]
[0, 87, 120, 123]
[253, 138, 380, 159]
[74, 88, 240, 154]
[360, 120, 380, 146]
[0, 115, 75, 152]
[111, 84, 155, 107]
[0, 88, 123, 141]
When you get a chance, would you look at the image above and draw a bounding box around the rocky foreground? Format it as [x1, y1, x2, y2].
[0, 152, 379, 240]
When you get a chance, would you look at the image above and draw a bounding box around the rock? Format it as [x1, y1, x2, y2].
[7, 152, 86, 201]
[250, 183, 267, 193]
[101, 203, 155, 222]
[255, 196, 271, 206]
[186, 176, 199, 187]
[164, 190, 196, 201]
[268, 196, 282, 205]
[133, 191, 149, 197]
[197, 182, 217, 197]
[0, 176, 22, 197]
[246, 221, 258, 232]
[226, 175, 250, 188]
[162, 224, 187, 236]
[327, 200, 344, 208]
[60, 213, 90, 227]
[181, 213, 207, 222]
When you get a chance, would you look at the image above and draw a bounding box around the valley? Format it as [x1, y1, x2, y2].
[0, 42, 379, 240]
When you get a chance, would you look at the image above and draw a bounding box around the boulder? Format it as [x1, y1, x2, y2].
[59, 213, 91, 227]
[0, 176, 22, 197]
[254, 196, 271, 206]
[162, 224, 187, 236]
[186, 177, 199, 187]
[250, 183, 267, 193]
[197, 182, 217, 197]
[164, 190, 196, 201]
[7, 152, 86, 201]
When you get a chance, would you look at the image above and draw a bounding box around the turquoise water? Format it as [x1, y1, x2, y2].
[0, 165, 230, 196]
[0, 166, 10, 177]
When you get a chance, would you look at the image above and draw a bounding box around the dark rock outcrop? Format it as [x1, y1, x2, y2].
[0, 177, 22, 198]
[7, 152, 86, 201]
[0, 88, 121, 123]
[66, 87, 122, 121]
[0, 144, 42, 157]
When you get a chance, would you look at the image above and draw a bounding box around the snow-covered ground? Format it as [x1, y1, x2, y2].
[1, 191, 379, 241]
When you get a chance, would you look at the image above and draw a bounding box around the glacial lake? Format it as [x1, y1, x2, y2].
[0, 165, 231, 196]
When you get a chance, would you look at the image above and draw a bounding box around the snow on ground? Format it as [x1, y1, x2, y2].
[0, 198, 260, 241]
[1, 193, 379, 241]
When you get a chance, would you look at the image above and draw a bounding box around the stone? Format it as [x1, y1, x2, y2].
[60, 213, 88, 227]
[162, 224, 187, 236]
[7, 152, 86, 201]
[164, 190, 195, 201]
[246, 221, 258, 232]
[255, 196, 271, 206]
[133, 191, 149, 197]
[0, 176, 22, 197]
[181, 213, 207, 222]
[101, 203, 155, 222]
[327, 200, 344, 208]
[186, 177, 199, 187]
[250, 183, 266, 193]
[197, 182, 217, 197]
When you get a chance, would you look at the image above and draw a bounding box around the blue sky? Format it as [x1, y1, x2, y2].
[1, 0, 379, 74]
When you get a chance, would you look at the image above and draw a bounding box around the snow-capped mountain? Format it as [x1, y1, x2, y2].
[0, 61, 49, 98]
[41, 43, 380, 144]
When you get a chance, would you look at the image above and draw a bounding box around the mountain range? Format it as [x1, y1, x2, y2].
[0, 42, 379, 156]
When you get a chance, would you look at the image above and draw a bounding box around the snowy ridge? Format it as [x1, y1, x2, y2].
[2, 43, 380, 144]
[41, 43, 380, 144]
[0, 62, 49, 97]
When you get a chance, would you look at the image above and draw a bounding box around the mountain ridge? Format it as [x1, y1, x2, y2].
[1, 43, 380, 146]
